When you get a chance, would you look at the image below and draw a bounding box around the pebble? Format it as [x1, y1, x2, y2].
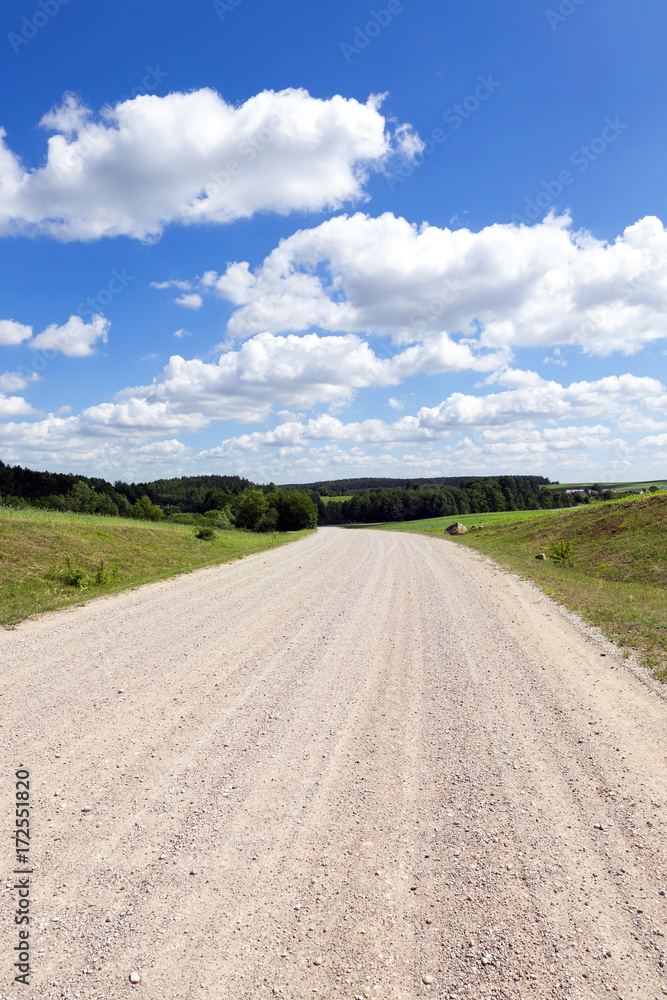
[313, 957, 322, 966]
[129, 971, 141, 984]
[422, 974, 434, 984]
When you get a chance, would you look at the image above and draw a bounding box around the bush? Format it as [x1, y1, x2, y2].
[267, 490, 318, 531]
[62, 556, 86, 588]
[195, 526, 216, 540]
[549, 539, 574, 564]
[255, 507, 280, 532]
[202, 508, 234, 529]
[168, 512, 198, 525]
[131, 495, 165, 521]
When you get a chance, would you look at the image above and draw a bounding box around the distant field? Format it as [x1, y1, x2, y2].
[320, 495, 353, 504]
[0, 506, 312, 627]
[551, 480, 667, 491]
[369, 506, 581, 534]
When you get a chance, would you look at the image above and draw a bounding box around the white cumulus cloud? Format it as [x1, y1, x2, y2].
[198, 212, 667, 356]
[29, 314, 109, 357]
[0, 89, 420, 241]
[0, 319, 32, 346]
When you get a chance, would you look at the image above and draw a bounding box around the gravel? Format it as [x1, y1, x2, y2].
[1, 526, 666, 998]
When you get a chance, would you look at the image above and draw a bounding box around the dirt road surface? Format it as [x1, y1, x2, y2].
[1, 527, 666, 1000]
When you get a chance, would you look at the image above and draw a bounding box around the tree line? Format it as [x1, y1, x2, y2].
[0, 461, 317, 532]
[316, 476, 584, 525]
[0, 460, 581, 533]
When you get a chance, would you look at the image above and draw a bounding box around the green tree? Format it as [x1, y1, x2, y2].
[268, 490, 318, 531]
[68, 480, 100, 514]
[131, 494, 165, 521]
[95, 493, 120, 517]
[234, 488, 268, 530]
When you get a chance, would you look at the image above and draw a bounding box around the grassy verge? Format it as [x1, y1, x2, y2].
[370, 505, 583, 534]
[0, 506, 313, 627]
[449, 495, 666, 681]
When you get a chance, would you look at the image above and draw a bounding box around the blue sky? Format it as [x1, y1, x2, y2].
[0, 0, 666, 484]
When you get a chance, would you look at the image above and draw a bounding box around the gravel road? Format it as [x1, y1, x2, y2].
[1, 527, 666, 1000]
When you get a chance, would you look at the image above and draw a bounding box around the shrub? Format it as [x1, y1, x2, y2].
[195, 526, 216, 540]
[267, 490, 318, 531]
[62, 556, 87, 588]
[131, 495, 165, 521]
[550, 539, 574, 564]
[255, 507, 280, 532]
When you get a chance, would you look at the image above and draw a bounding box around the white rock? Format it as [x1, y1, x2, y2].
[129, 971, 141, 984]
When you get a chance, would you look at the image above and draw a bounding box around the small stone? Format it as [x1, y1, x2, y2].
[118, 689, 125, 694]
[105, 914, 112, 923]
[313, 957, 322, 966]
[81, 806, 91, 812]
[190, 869, 198, 875]
[280, 951, 288, 958]
[422, 975, 434, 985]
[129, 971, 141, 985]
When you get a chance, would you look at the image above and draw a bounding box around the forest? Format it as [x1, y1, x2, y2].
[316, 476, 582, 525]
[0, 460, 583, 532]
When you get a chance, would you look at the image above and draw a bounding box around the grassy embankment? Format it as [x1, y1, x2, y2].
[0, 506, 313, 627]
[379, 496, 667, 680]
[372, 506, 580, 534]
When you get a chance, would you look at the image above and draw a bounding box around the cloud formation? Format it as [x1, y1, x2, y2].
[29, 314, 109, 357]
[0, 89, 420, 241]
[197, 212, 667, 355]
[0, 319, 32, 346]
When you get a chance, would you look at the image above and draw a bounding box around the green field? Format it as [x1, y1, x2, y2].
[0, 506, 312, 627]
[320, 495, 353, 504]
[370, 505, 582, 534]
[551, 480, 667, 492]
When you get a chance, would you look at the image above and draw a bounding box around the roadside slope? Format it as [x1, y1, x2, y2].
[1, 528, 665, 999]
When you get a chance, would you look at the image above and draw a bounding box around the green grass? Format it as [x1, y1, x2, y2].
[369, 505, 582, 534]
[319, 495, 353, 504]
[450, 495, 666, 681]
[551, 480, 667, 491]
[0, 506, 313, 627]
